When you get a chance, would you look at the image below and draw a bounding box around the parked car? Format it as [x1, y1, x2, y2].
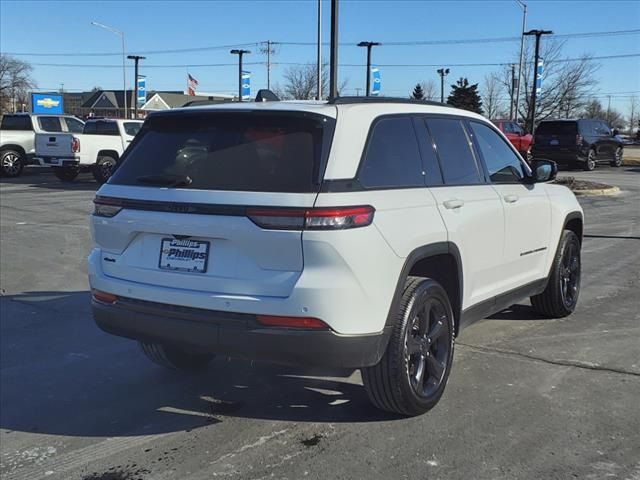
[492, 119, 533, 160]
[89, 97, 583, 416]
[531, 119, 624, 170]
[0, 113, 85, 177]
[35, 118, 143, 183]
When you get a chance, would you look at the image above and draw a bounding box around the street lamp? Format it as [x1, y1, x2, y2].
[127, 55, 146, 119]
[437, 68, 450, 103]
[524, 29, 553, 133]
[230, 49, 251, 102]
[514, 0, 527, 122]
[357, 41, 380, 96]
[91, 21, 127, 118]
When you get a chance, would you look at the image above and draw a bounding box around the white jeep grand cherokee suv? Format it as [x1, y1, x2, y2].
[89, 97, 583, 416]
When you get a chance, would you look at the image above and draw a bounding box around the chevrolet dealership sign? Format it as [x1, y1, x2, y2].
[31, 93, 64, 114]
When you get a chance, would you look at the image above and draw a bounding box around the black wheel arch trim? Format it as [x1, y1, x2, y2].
[0, 144, 26, 156]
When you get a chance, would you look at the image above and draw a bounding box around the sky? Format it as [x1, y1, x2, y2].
[1, 0, 639, 115]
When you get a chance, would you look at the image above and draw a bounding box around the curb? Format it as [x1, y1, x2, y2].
[622, 158, 640, 166]
[573, 186, 620, 196]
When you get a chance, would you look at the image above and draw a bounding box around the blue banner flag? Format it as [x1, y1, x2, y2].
[535, 59, 544, 95]
[241, 71, 251, 100]
[137, 76, 146, 106]
[31, 93, 64, 114]
[371, 67, 381, 96]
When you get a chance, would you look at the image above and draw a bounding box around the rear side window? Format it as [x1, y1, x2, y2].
[535, 121, 577, 135]
[359, 117, 424, 188]
[1, 115, 33, 131]
[123, 122, 141, 137]
[97, 122, 119, 136]
[65, 117, 85, 133]
[38, 117, 63, 132]
[110, 112, 333, 193]
[470, 122, 525, 184]
[426, 118, 483, 185]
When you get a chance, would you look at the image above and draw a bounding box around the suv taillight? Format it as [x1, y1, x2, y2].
[247, 206, 375, 231]
[576, 134, 583, 146]
[93, 196, 122, 217]
[71, 137, 80, 153]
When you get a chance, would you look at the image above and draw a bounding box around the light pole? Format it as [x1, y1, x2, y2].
[357, 41, 381, 96]
[317, 0, 322, 100]
[91, 21, 127, 118]
[437, 68, 450, 103]
[230, 49, 251, 102]
[329, 0, 339, 99]
[524, 29, 552, 133]
[514, 0, 527, 124]
[127, 55, 146, 119]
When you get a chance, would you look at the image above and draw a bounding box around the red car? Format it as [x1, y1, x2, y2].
[492, 119, 533, 160]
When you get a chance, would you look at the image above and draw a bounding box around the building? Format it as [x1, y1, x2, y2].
[141, 92, 233, 112]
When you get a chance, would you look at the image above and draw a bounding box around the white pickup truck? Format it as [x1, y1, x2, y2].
[35, 118, 143, 183]
[0, 113, 85, 177]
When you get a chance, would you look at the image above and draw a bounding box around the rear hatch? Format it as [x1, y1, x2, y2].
[35, 132, 75, 158]
[93, 109, 335, 298]
[533, 121, 579, 153]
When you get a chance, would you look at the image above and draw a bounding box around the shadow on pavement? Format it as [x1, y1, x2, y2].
[487, 304, 552, 321]
[0, 169, 99, 192]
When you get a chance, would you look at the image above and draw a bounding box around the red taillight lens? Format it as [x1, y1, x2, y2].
[257, 315, 328, 329]
[93, 195, 123, 217]
[71, 137, 80, 153]
[92, 289, 118, 304]
[247, 206, 374, 231]
[576, 134, 583, 146]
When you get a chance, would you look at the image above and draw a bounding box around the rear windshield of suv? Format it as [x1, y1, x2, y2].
[535, 121, 577, 135]
[1, 115, 33, 131]
[109, 112, 335, 193]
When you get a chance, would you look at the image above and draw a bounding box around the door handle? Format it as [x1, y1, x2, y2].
[443, 199, 464, 210]
[504, 194, 519, 203]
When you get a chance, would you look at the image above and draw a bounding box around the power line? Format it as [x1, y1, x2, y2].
[5, 29, 639, 57]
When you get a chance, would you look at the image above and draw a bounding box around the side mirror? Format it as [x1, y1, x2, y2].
[529, 159, 557, 183]
[612, 129, 619, 137]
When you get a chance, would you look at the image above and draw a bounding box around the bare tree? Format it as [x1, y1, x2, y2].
[501, 39, 599, 130]
[628, 95, 638, 134]
[275, 63, 348, 100]
[481, 73, 504, 119]
[420, 80, 438, 101]
[582, 98, 624, 127]
[0, 54, 36, 113]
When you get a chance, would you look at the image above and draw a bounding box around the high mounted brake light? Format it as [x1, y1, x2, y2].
[93, 196, 123, 217]
[247, 206, 375, 231]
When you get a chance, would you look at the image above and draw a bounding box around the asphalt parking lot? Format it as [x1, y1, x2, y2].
[1, 167, 639, 480]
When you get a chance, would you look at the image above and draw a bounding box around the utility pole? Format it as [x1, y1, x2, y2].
[259, 41, 275, 90]
[355, 87, 362, 96]
[317, 0, 322, 100]
[436, 68, 450, 103]
[230, 49, 251, 102]
[524, 29, 552, 133]
[514, 0, 527, 124]
[607, 95, 612, 124]
[127, 55, 146, 119]
[91, 21, 126, 118]
[357, 41, 380, 96]
[329, 0, 339, 99]
[509, 64, 516, 120]
[59, 83, 64, 93]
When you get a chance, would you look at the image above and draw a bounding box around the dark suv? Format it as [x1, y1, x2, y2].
[531, 119, 624, 171]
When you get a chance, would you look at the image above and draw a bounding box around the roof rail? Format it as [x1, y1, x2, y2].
[327, 96, 445, 106]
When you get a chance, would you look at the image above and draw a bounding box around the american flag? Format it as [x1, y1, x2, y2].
[187, 74, 199, 96]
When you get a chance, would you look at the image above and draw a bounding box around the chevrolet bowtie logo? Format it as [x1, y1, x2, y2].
[36, 98, 60, 108]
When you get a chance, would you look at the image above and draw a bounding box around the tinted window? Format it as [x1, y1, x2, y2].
[414, 118, 444, 186]
[597, 121, 611, 136]
[124, 122, 142, 137]
[38, 117, 63, 132]
[0, 115, 33, 131]
[470, 122, 525, 184]
[96, 121, 119, 136]
[359, 117, 424, 188]
[83, 122, 97, 134]
[110, 112, 333, 193]
[511, 122, 524, 135]
[501, 122, 515, 134]
[535, 121, 577, 135]
[426, 118, 482, 185]
[65, 117, 85, 133]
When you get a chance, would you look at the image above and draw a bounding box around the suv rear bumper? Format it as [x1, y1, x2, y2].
[92, 296, 391, 368]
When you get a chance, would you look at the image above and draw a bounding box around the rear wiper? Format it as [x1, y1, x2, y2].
[136, 174, 193, 188]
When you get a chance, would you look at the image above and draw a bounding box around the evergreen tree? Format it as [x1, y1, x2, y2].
[447, 77, 484, 115]
[411, 83, 424, 100]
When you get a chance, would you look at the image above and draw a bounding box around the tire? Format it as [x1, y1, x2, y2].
[531, 230, 581, 318]
[361, 277, 455, 416]
[584, 149, 596, 171]
[92, 155, 117, 184]
[52, 167, 80, 182]
[610, 147, 623, 167]
[139, 342, 214, 371]
[0, 149, 24, 177]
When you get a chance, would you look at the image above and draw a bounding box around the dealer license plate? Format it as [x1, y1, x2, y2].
[159, 238, 210, 273]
